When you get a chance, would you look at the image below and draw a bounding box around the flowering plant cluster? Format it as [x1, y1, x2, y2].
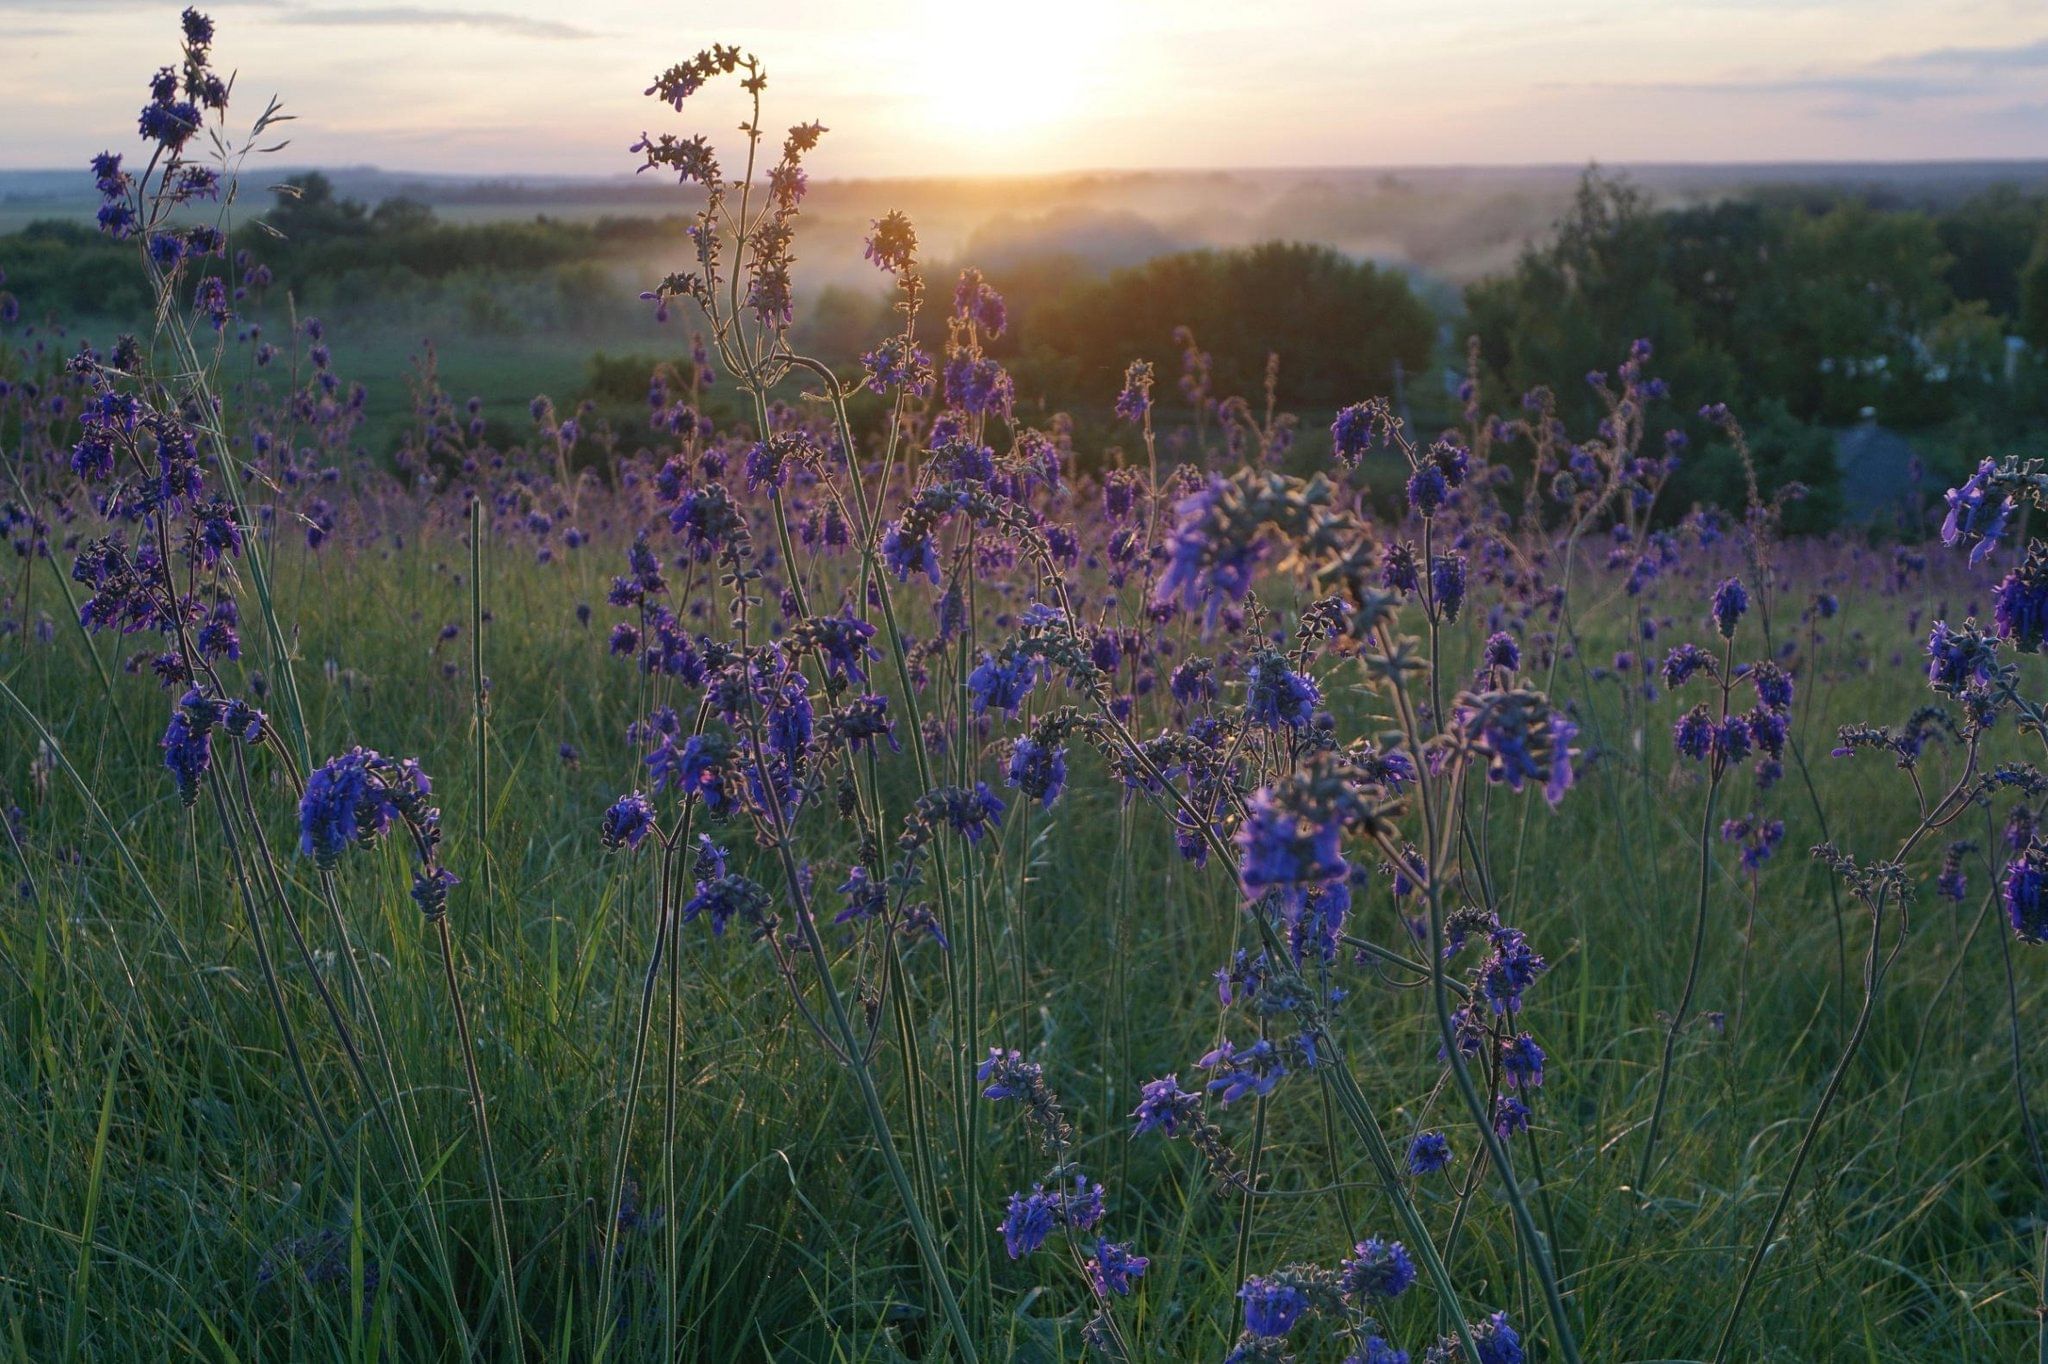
[5, 12, 2046, 1363]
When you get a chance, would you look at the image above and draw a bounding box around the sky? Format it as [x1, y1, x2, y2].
[8, 0, 2048, 178]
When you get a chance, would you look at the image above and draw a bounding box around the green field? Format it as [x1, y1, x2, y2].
[2, 517, 2042, 1361]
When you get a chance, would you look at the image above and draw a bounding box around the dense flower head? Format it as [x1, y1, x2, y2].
[1749, 660, 1794, 711]
[1926, 620, 1998, 696]
[299, 748, 417, 868]
[1339, 1237, 1417, 1302]
[800, 607, 876, 684]
[1471, 1312, 1526, 1364]
[601, 791, 656, 851]
[1407, 463, 1450, 517]
[139, 95, 203, 152]
[864, 210, 917, 273]
[952, 267, 1007, 335]
[1351, 1337, 1412, 1364]
[968, 649, 1037, 716]
[91, 150, 129, 199]
[1115, 360, 1154, 424]
[1239, 1275, 1312, 1337]
[1429, 433, 1472, 485]
[682, 843, 772, 936]
[1131, 1074, 1201, 1137]
[1477, 926, 1546, 1014]
[942, 355, 1014, 417]
[1500, 1032, 1546, 1088]
[669, 482, 747, 561]
[1153, 477, 1264, 629]
[2005, 846, 2048, 943]
[1236, 1269, 1318, 1335]
[832, 693, 899, 755]
[1236, 783, 1347, 898]
[1382, 541, 1420, 594]
[643, 43, 744, 110]
[1351, 742, 1417, 792]
[977, 1045, 1075, 1151]
[1714, 716, 1753, 764]
[1461, 689, 1578, 807]
[1941, 458, 2014, 566]
[1406, 1130, 1451, 1175]
[1430, 552, 1467, 622]
[1005, 735, 1068, 811]
[1711, 577, 1748, 639]
[1995, 546, 2048, 654]
[916, 783, 1007, 843]
[1283, 878, 1351, 963]
[649, 732, 734, 812]
[861, 335, 934, 397]
[1054, 1172, 1106, 1231]
[818, 866, 880, 927]
[1673, 705, 1717, 762]
[999, 1188, 1057, 1259]
[1330, 399, 1390, 465]
[1086, 1240, 1149, 1298]
[880, 516, 941, 585]
[1245, 651, 1320, 729]
[411, 866, 459, 920]
[221, 697, 265, 744]
[160, 691, 218, 807]
[1662, 643, 1717, 690]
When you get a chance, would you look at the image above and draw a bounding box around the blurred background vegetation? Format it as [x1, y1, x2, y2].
[6, 159, 2048, 531]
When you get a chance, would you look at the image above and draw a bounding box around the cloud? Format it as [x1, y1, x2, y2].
[278, 6, 595, 39]
[1881, 37, 2048, 73]
[1545, 71, 1964, 104]
[0, 0, 589, 35]
[1662, 72, 1966, 102]
[0, 0, 292, 8]
[1537, 28, 2048, 111]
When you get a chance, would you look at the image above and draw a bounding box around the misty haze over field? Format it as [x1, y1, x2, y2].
[11, 159, 2048, 291]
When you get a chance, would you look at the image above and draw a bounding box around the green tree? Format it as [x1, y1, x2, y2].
[370, 195, 437, 234]
[264, 172, 369, 243]
[1755, 203, 1963, 425]
[1015, 241, 1434, 416]
[1462, 169, 1740, 484]
[1937, 184, 2043, 321]
[2019, 226, 2048, 350]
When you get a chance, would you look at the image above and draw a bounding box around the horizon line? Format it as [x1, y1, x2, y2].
[7, 153, 2048, 188]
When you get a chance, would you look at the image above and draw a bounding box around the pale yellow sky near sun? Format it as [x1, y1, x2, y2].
[5, 0, 2048, 175]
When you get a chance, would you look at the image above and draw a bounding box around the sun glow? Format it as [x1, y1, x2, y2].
[914, 0, 1123, 161]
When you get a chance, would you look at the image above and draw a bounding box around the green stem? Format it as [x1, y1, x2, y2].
[1635, 772, 1722, 1201]
[435, 914, 523, 1355]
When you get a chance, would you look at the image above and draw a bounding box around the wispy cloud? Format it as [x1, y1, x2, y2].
[1662, 72, 1965, 102]
[1553, 33, 2048, 108]
[279, 6, 595, 40]
[1881, 37, 2048, 73]
[0, 0, 588, 34]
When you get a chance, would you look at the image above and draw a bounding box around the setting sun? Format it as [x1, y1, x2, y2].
[913, 0, 1126, 157]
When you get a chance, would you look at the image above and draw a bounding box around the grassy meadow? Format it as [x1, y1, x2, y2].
[2, 520, 2042, 1361]
[10, 11, 2048, 1364]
